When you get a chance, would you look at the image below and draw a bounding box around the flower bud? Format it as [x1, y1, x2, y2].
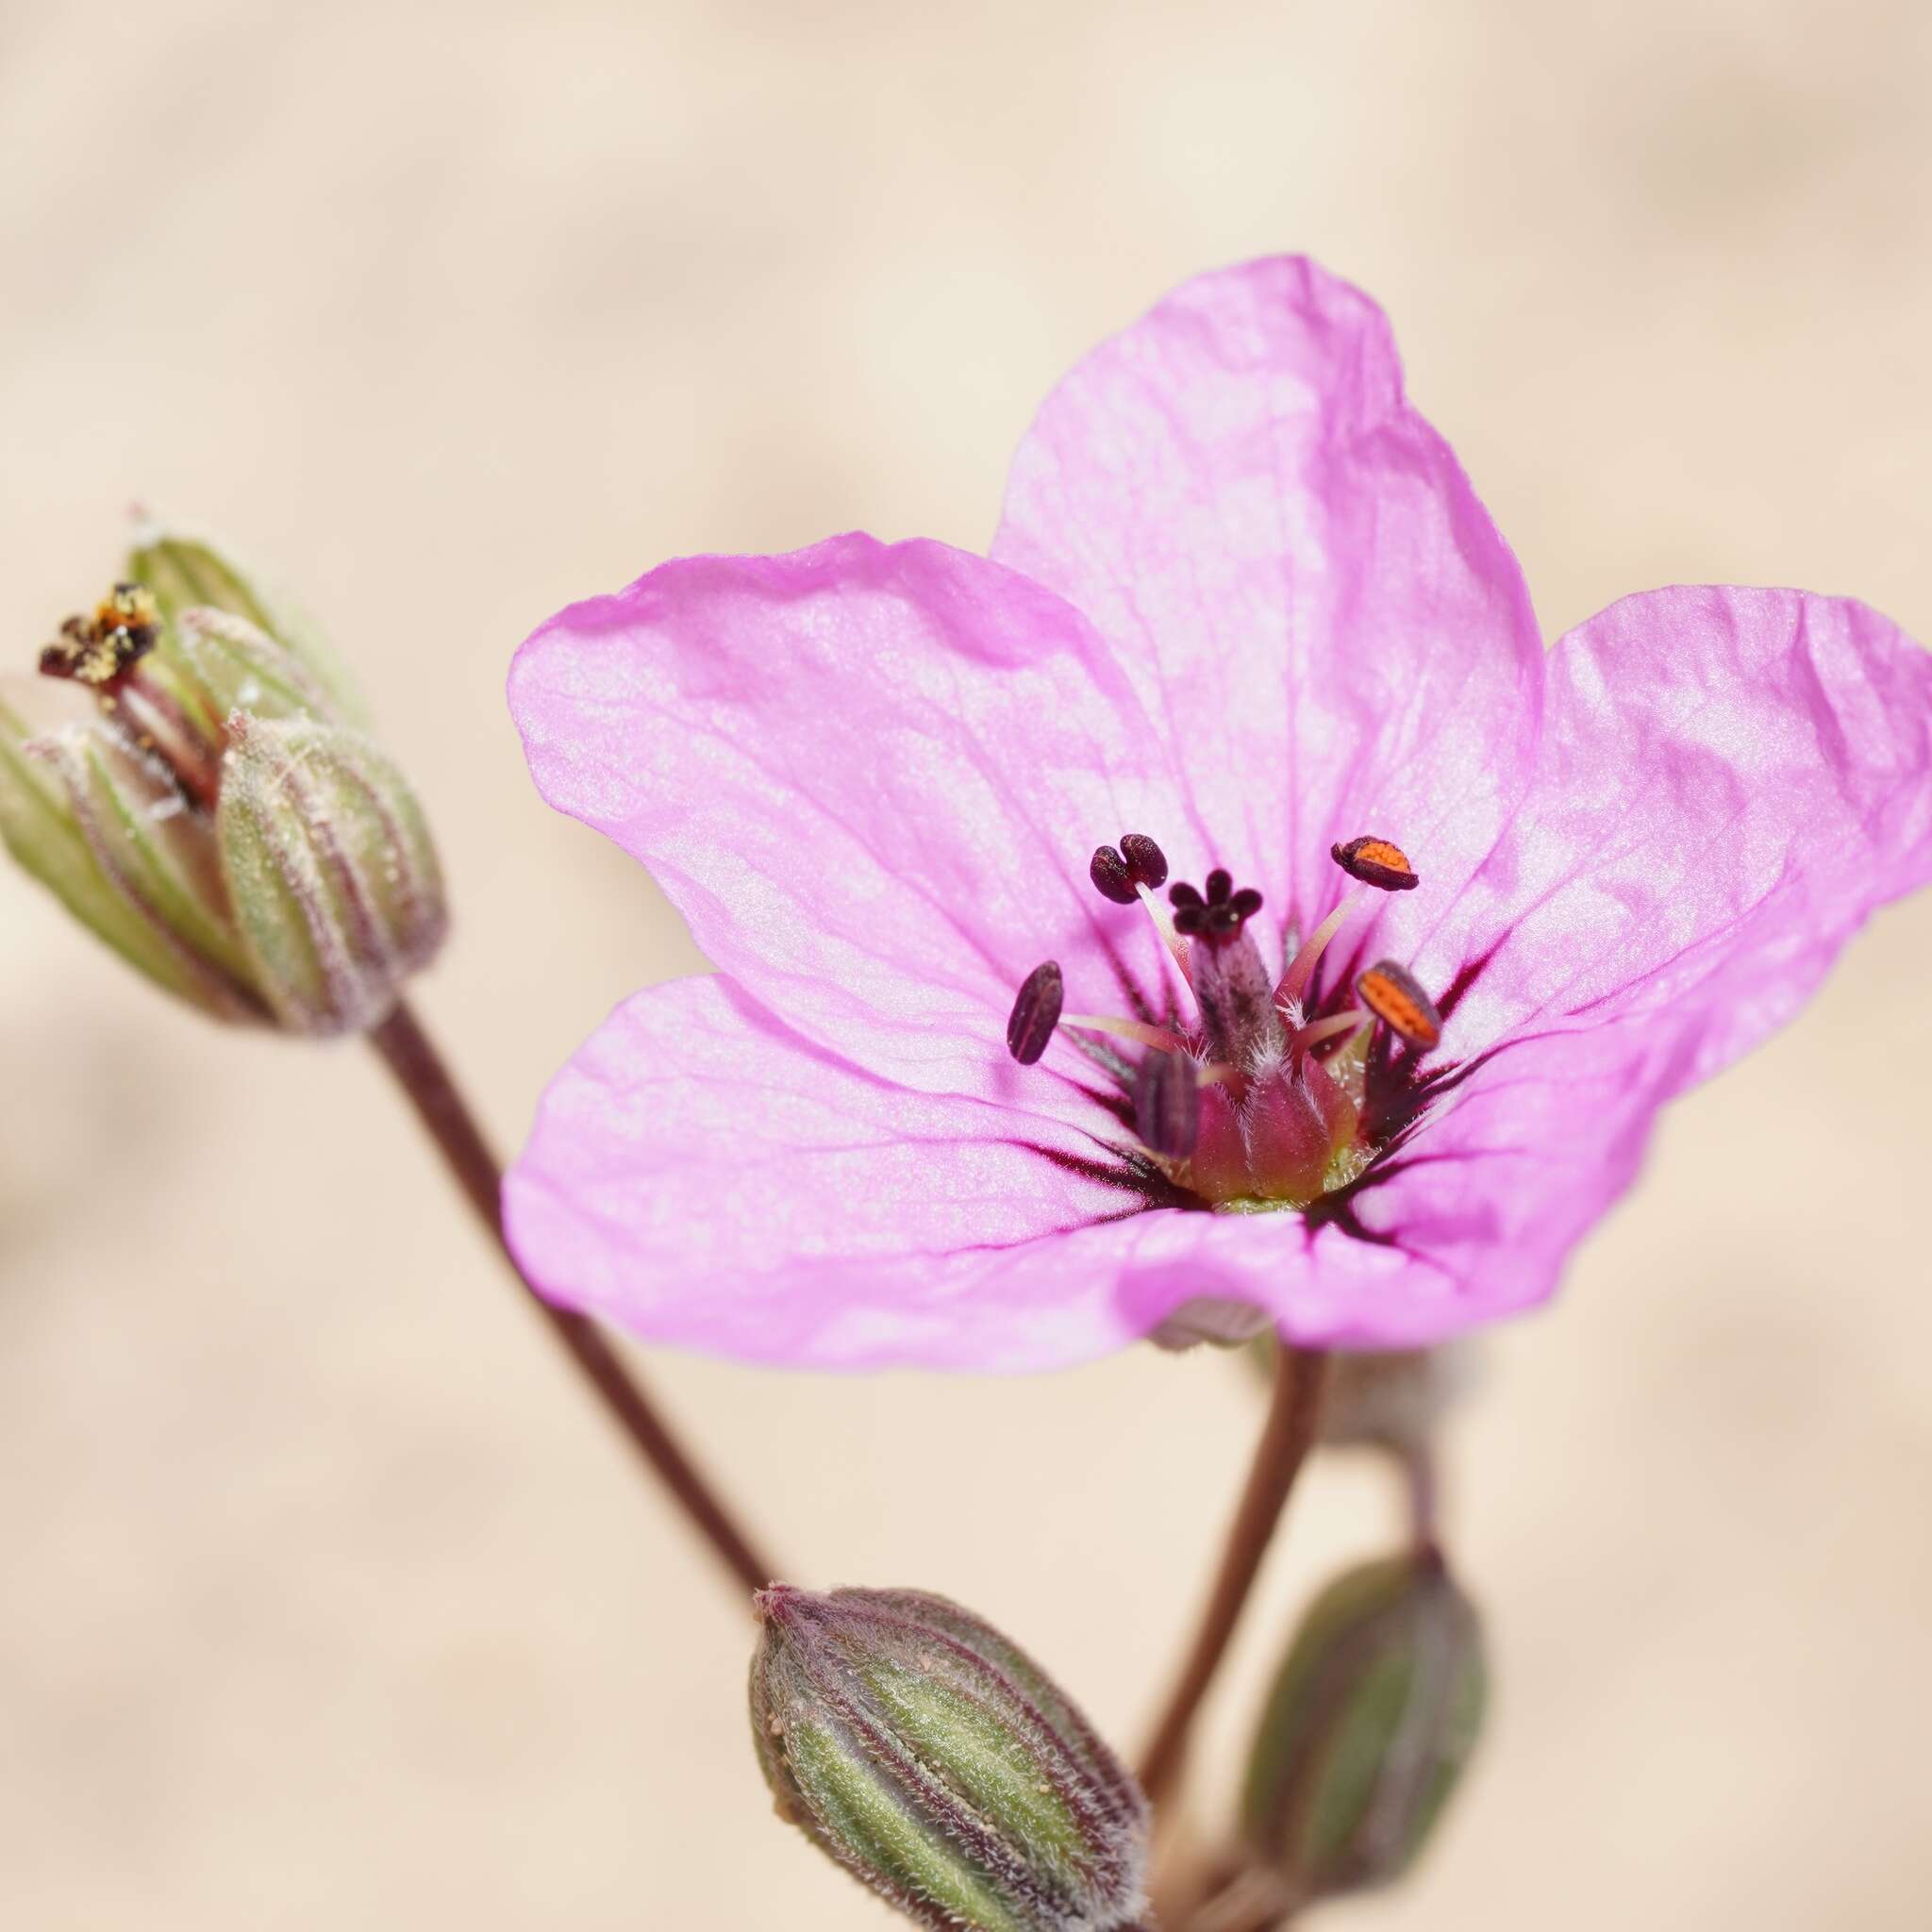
[1241, 1551, 1486, 1903]
[126, 515, 368, 725]
[1148, 1295, 1273, 1353]
[172, 608, 344, 730]
[1320, 1345, 1478, 1456]
[750, 1584, 1149, 1932]
[6, 526, 447, 1034]
[0, 681, 258, 1018]
[216, 715, 447, 1036]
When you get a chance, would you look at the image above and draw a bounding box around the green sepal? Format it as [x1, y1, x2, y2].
[216, 715, 447, 1036]
[127, 518, 370, 728]
[750, 1585, 1149, 1932]
[0, 691, 258, 1019]
[1241, 1551, 1487, 1901]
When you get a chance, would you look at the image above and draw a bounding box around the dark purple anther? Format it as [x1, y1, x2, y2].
[1134, 1049, 1200, 1159]
[1089, 845, 1137, 905]
[1119, 832, 1168, 891]
[1006, 960, 1064, 1064]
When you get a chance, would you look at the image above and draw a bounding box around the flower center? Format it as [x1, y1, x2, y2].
[1007, 831, 1445, 1212]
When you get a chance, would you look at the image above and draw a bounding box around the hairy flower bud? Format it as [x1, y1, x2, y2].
[1320, 1345, 1478, 1456]
[750, 1585, 1149, 1932]
[126, 516, 368, 725]
[217, 716, 447, 1036]
[172, 607, 344, 730]
[1241, 1551, 1486, 1903]
[5, 525, 446, 1034]
[0, 681, 259, 1019]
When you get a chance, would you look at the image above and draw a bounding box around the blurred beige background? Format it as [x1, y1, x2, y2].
[4, 1, 1929, 1925]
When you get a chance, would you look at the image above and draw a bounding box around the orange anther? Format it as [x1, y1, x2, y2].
[1331, 835, 1419, 892]
[1355, 959, 1441, 1050]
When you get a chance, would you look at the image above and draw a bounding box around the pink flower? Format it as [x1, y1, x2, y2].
[505, 258, 1932, 1371]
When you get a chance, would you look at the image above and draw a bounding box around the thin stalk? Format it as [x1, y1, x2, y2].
[368, 997, 775, 1598]
[1137, 1345, 1331, 1807]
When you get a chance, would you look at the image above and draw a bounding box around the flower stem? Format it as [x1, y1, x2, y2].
[1137, 1344, 1331, 1807]
[367, 998, 775, 1599]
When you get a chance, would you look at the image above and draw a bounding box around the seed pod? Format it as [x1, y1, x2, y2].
[216, 715, 447, 1036]
[1241, 1551, 1486, 1902]
[750, 1584, 1150, 1932]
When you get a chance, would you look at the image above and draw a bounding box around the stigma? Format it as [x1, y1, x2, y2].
[1003, 829, 1447, 1211]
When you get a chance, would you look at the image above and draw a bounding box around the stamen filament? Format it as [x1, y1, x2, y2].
[114, 668, 223, 813]
[1137, 881, 1193, 982]
[1291, 1008, 1371, 1053]
[1278, 891, 1359, 1008]
[1061, 1012, 1186, 1053]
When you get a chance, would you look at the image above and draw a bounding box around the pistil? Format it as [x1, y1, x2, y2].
[1004, 826, 1449, 1216]
[1170, 867, 1276, 1067]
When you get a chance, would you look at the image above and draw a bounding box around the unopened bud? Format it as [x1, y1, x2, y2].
[1241, 1551, 1486, 1903]
[1147, 1296, 1273, 1353]
[173, 608, 343, 729]
[6, 525, 447, 1034]
[0, 683, 259, 1019]
[217, 716, 447, 1036]
[750, 1584, 1149, 1932]
[1320, 1345, 1478, 1457]
[126, 515, 367, 725]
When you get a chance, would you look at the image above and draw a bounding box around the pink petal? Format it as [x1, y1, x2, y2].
[508, 535, 1182, 1099]
[1419, 585, 1932, 1076]
[1286, 583, 1932, 1345]
[508, 969, 1592, 1364]
[1279, 1017, 1706, 1346]
[992, 254, 1543, 944]
[505, 974, 1165, 1371]
[1145, 584, 1932, 1349]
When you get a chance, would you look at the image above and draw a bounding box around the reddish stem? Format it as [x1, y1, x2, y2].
[369, 998, 775, 1599]
[1137, 1345, 1331, 1807]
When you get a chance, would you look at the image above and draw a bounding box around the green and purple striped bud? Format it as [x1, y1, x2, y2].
[126, 516, 370, 728]
[215, 714, 446, 1035]
[2, 522, 445, 1035]
[750, 1585, 1150, 1932]
[1241, 1549, 1486, 1905]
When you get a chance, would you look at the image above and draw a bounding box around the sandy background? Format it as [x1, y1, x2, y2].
[4, 2, 1930, 1925]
